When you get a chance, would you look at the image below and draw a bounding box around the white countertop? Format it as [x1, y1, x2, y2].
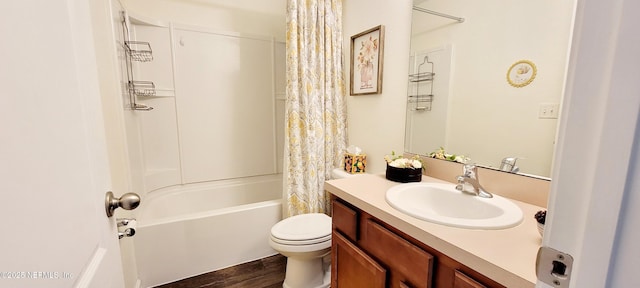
[325, 174, 543, 288]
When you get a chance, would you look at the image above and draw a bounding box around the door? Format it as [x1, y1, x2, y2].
[540, 0, 640, 287]
[0, 0, 125, 287]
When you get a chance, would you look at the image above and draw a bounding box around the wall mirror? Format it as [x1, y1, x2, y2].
[405, 0, 576, 178]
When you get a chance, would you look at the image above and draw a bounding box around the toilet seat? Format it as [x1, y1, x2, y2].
[271, 234, 331, 246]
[269, 213, 332, 288]
[270, 213, 331, 246]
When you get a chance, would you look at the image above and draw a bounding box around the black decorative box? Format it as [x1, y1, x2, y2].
[385, 164, 422, 183]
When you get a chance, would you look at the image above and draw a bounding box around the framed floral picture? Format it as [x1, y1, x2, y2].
[350, 25, 385, 95]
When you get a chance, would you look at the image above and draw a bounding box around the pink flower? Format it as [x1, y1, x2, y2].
[357, 36, 378, 70]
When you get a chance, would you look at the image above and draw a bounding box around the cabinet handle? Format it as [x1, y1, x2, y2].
[400, 281, 412, 288]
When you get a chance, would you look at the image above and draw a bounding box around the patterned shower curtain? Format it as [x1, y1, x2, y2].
[284, 0, 348, 217]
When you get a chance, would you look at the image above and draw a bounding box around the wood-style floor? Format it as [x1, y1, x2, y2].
[155, 255, 286, 288]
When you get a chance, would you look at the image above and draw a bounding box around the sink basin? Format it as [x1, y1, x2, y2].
[385, 182, 523, 229]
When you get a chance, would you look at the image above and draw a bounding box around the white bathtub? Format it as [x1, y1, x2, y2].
[134, 175, 283, 287]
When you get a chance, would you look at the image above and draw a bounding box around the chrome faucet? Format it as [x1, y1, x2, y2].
[499, 157, 520, 173]
[455, 164, 493, 198]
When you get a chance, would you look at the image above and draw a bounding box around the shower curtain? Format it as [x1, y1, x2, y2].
[284, 0, 347, 217]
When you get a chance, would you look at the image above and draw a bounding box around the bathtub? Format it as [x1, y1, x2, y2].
[134, 174, 283, 288]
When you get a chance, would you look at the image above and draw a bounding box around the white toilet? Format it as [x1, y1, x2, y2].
[269, 168, 363, 288]
[270, 213, 332, 288]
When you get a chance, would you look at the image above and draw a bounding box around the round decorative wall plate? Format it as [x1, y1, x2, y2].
[507, 60, 537, 87]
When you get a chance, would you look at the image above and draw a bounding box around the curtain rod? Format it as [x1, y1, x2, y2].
[412, 6, 465, 23]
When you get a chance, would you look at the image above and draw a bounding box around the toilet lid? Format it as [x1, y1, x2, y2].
[271, 213, 331, 244]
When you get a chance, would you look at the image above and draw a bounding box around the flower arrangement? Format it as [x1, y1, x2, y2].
[384, 152, 423, 183]
[384, 151, 423, 170]
[356, 35, 379, 89]
[357, 36, 379, 71]
[428, 147, 469, 164]
[534, 210, 546, 225]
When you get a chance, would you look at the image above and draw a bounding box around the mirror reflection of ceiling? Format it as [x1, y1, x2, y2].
[406, 0, 576, 178]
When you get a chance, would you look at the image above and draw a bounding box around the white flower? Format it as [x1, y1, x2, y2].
[389, 158, 408, 168]
[429, 147, 470, 164]
[454, 155, 468, 164]
[388, 158, 422, 169]
[385, 152, 424, 170]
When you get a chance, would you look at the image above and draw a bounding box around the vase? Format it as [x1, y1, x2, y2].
[360, 62, 374, 89]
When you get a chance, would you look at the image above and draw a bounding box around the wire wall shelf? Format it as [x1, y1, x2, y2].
[408, 94, 433, 111]
[128, 81, 156, 97]
[132, 103, 154, 111]
[125, 41, 154, 62]
[409, 72, 435, 82]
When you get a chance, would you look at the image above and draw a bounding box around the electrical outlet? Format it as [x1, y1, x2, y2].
[539, 103, 559, 119]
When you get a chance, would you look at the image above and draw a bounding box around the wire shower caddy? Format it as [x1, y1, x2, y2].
[408, 55, 435, 111]
[121, 11, 156, 111]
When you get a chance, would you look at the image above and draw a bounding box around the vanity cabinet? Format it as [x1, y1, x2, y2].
[331, 196, 504, 288]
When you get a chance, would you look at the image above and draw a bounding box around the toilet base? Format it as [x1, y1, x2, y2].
[282, 256, 331, 288]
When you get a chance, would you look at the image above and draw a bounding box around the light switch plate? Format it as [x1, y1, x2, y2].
[539, 103, 560, 119]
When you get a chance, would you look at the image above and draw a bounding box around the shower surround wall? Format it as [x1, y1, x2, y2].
[115, 3, 286, 287]
[125, 16, 286, 196]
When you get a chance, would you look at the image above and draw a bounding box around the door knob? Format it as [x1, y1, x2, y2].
[105, 191, 141, 217]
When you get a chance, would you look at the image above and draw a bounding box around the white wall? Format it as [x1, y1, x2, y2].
[343, 0, 413, 174]
[410, 0, 574, 177]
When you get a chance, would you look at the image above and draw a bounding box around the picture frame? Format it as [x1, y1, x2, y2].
[350, 25, 385, 95]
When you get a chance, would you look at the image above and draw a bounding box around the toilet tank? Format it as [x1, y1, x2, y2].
[331, 168, 366, 179]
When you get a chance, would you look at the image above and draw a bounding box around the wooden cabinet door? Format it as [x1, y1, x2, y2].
[332, 199, 359, 242]
[332, 231, 387, 287]
[453, 270, 487, 288]
[361, 219, 434, 288]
